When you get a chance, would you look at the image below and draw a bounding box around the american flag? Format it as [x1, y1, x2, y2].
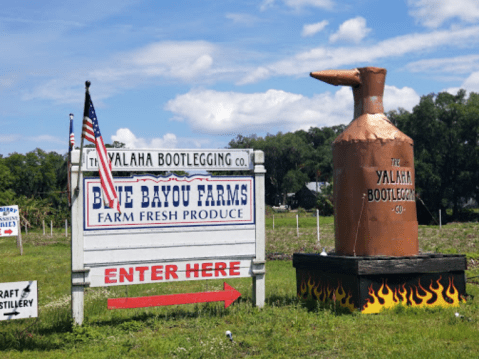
[69, 114, 75, 150]
[67, 114, 74, 206]
[82, 90, 121, 213]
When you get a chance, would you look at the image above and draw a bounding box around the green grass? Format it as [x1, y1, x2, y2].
[1, 222, 479, 358]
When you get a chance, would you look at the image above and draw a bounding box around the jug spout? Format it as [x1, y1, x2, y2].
[310, 69, 361, 87]
[311, 67, 386, 119]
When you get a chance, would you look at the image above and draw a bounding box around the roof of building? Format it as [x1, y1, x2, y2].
[305, 182, 329, 193]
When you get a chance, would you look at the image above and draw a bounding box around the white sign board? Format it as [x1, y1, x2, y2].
[82, 148, 253, 172]
[0, 205, 19, 237]
[83, 174, 254, 231]
[0, 281, 38, 321]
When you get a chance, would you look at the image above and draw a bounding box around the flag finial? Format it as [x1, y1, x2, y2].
[85, 81, 91, 90]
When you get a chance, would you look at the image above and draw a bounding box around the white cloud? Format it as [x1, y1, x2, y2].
[25, 40, 249, 103]
[165, 86, 418, 135]
[329, 17, 371, 44]
[384, 85, 420, 112]
[241, 25, 479, 83]
[408, 0, 479, 28]
[236, 67, 271, 85]
[406, 55, 479, 74]
[302, 20, 329, 37]
[127, 41, 216, 81]
[446, 71, 479, 94]
[461, 71, 479, 91]
[111, 128, 178, 149]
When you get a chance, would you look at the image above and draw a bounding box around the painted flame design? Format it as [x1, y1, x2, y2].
[299, 275, 355, 312]
[362, 276, 465, 314]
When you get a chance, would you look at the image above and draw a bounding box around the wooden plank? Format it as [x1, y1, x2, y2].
[357, 256, 467, 275]
[293, 253, 467, 275]
[253, 150, 266, 308]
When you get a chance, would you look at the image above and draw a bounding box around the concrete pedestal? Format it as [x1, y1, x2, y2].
[293, 253, 466, 313]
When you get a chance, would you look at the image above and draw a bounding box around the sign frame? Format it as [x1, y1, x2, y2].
[70, 149, 265, 325]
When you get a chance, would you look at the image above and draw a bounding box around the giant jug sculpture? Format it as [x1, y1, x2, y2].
[311, 67, 418, 256]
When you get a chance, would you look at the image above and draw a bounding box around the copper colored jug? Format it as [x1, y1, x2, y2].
[311, 67, 418, 256]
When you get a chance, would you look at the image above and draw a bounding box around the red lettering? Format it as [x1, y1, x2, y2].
[165, 265, 178, 280]
[105, 268, 117, 284]
[186, 263, 199, 278]
[229, 261, 240, 276]
[119, 267, 134, 283]
[135, 266, 149, 282]
[151, 265, 163, 280]
[202, 262, 213, 277]
[215, 262, 227, 277]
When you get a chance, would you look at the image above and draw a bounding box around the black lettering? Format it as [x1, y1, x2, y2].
[130, 153, 137, 166]
[376, 171, 382, 185]
[381, 189, 387, 201]
[115, 153, 121, 166]
[368, 189, 374, 202]
[383, 171, 389, 184]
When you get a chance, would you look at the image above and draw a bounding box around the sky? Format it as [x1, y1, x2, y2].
[2, 0, 479, 156]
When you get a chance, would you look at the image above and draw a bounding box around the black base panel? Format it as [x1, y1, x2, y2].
[294, 254, 466, 313]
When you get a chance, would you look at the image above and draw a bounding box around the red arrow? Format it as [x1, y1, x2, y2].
[4, 229, 13, 235]
[108, 282, 241, 310]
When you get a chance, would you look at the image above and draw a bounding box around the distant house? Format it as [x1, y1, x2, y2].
[293, 182, 329, 210]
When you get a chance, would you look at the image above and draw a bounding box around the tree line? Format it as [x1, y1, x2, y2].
[0, 90, 478, 227]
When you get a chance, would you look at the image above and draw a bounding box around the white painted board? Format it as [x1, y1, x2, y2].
[82, 148, 253, 171]
[83, 174, 255, 232]
[0, 281, 37, 320]
[0, 205, 19, 237]
[87, 258, 252, 287]
[83, 227, 255, 266]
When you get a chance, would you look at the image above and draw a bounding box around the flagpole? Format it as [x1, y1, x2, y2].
[68, 113, 74, 206]
[75, 81, 90, 194]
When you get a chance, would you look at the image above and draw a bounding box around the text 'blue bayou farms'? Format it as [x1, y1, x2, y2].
[83, 175, 254, 231]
